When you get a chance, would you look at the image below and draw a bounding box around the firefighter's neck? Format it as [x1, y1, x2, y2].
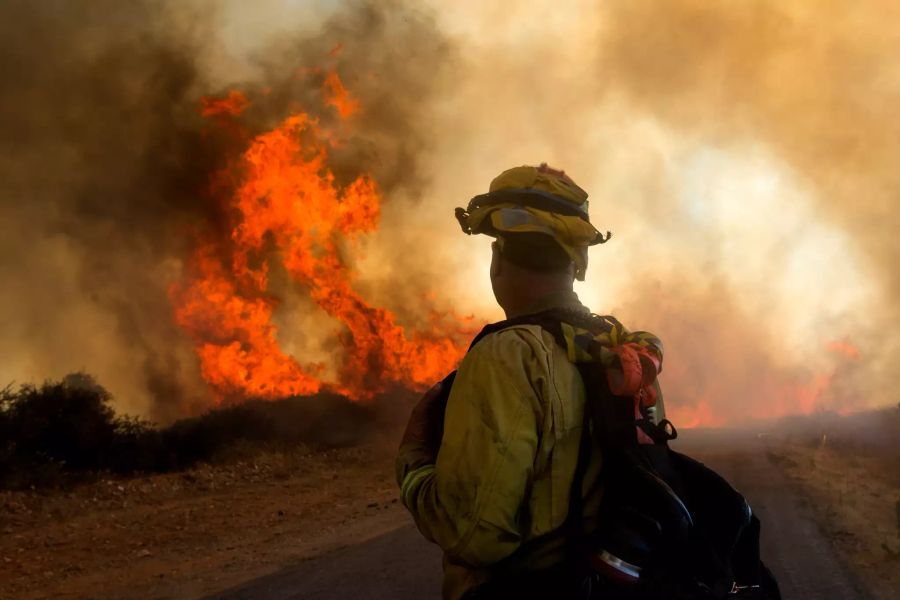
[492, 258, 574, 319]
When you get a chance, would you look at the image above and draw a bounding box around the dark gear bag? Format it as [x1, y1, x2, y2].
[465, 309, 781, 600]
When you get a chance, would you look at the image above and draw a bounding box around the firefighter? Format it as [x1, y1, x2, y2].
[396, 164, 621, 599]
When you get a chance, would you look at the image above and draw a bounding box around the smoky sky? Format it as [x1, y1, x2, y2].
[590, 0, 900, 418]
[0, 0, 455, 421]
[0, 0, 896, 424]
[404, 0, 898, 423]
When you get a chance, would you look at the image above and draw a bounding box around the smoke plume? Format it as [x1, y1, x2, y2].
[415, 0, 899, 423]
[0, 0, 457, 421]
[1, 0, 896, 425]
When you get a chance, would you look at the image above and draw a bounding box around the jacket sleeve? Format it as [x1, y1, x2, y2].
[396, 327, 546, 567]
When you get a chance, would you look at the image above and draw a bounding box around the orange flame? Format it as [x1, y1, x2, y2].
[200, 90, 251, 118]
[173, 74, 474, 404]
[826, 340, 861, 360]
[662, 337, 865, 428]
[322, 71, 360, 118]
[667, 399, 724, 429]
[172, 242, 324, 399]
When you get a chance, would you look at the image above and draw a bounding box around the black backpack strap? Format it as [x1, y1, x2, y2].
[469, 308, 675, 450]
[565, 393, 594, 568]
[465, 308, 609, 589]
[467, 310, 780, 599]
[467, 307, 617, 350]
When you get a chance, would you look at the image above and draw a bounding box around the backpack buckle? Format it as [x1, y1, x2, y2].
[729, 582, 761, 594]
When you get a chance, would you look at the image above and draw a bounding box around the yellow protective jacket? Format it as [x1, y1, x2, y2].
[396, 291, 607, 599]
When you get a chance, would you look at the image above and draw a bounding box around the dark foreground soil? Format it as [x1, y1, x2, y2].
[211, 430, 888, 600]
[2, 423, 896, 600]
[0, 443, 403, 600]
[771, 440, 899, 600]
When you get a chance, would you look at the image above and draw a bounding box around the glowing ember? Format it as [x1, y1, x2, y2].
[173, 74, 473, 404]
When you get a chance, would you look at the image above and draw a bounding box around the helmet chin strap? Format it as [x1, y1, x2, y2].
[574, 247, 588, 281]
[575, 266, 586, 281]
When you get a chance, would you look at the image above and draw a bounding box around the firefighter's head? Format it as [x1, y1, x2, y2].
[488, 232, 576, 316]
[456, 163, 610, 314]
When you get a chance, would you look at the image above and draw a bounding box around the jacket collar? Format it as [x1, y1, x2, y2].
[519, 290, 589, 318]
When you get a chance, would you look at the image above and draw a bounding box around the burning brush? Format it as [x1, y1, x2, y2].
[171, 72, 476, 406]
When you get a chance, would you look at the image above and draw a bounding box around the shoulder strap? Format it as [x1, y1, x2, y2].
[469, 308, 674, 448]
[467, 308, 618, 561]
[565, 391, 595, 571]
[468, 307, 614, 351]
[472, 312, 780, 598]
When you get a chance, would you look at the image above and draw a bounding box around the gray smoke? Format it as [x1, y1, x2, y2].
[0, 0, 455, 421]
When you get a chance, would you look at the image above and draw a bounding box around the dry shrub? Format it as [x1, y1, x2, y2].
[0, 373, 376, 489]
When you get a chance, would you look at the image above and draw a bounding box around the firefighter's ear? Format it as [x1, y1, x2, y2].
[490, 241, 503, 279]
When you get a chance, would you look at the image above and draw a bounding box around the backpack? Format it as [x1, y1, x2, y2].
[466, 308, 782, 600]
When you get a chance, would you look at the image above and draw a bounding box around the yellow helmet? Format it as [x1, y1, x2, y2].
[455, 164, 611, 280]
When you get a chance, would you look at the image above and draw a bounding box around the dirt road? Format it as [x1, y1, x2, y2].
[211, 430, 873, 600]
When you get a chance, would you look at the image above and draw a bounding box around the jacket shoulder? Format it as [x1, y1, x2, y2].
[464, 324, 562, 377]
[469, 323, 552, 355]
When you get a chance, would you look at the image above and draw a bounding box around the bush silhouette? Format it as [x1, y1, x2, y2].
[0, 374, 118, 486]
[0, 373, 375, 489]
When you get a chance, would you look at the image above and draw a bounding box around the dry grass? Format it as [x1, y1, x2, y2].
[771, 410, 900, 600]
[0, 373, 414, 598]
[0, 442, 404, 600]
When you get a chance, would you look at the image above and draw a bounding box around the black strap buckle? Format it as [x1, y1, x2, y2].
[635, 418, 678, 444]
